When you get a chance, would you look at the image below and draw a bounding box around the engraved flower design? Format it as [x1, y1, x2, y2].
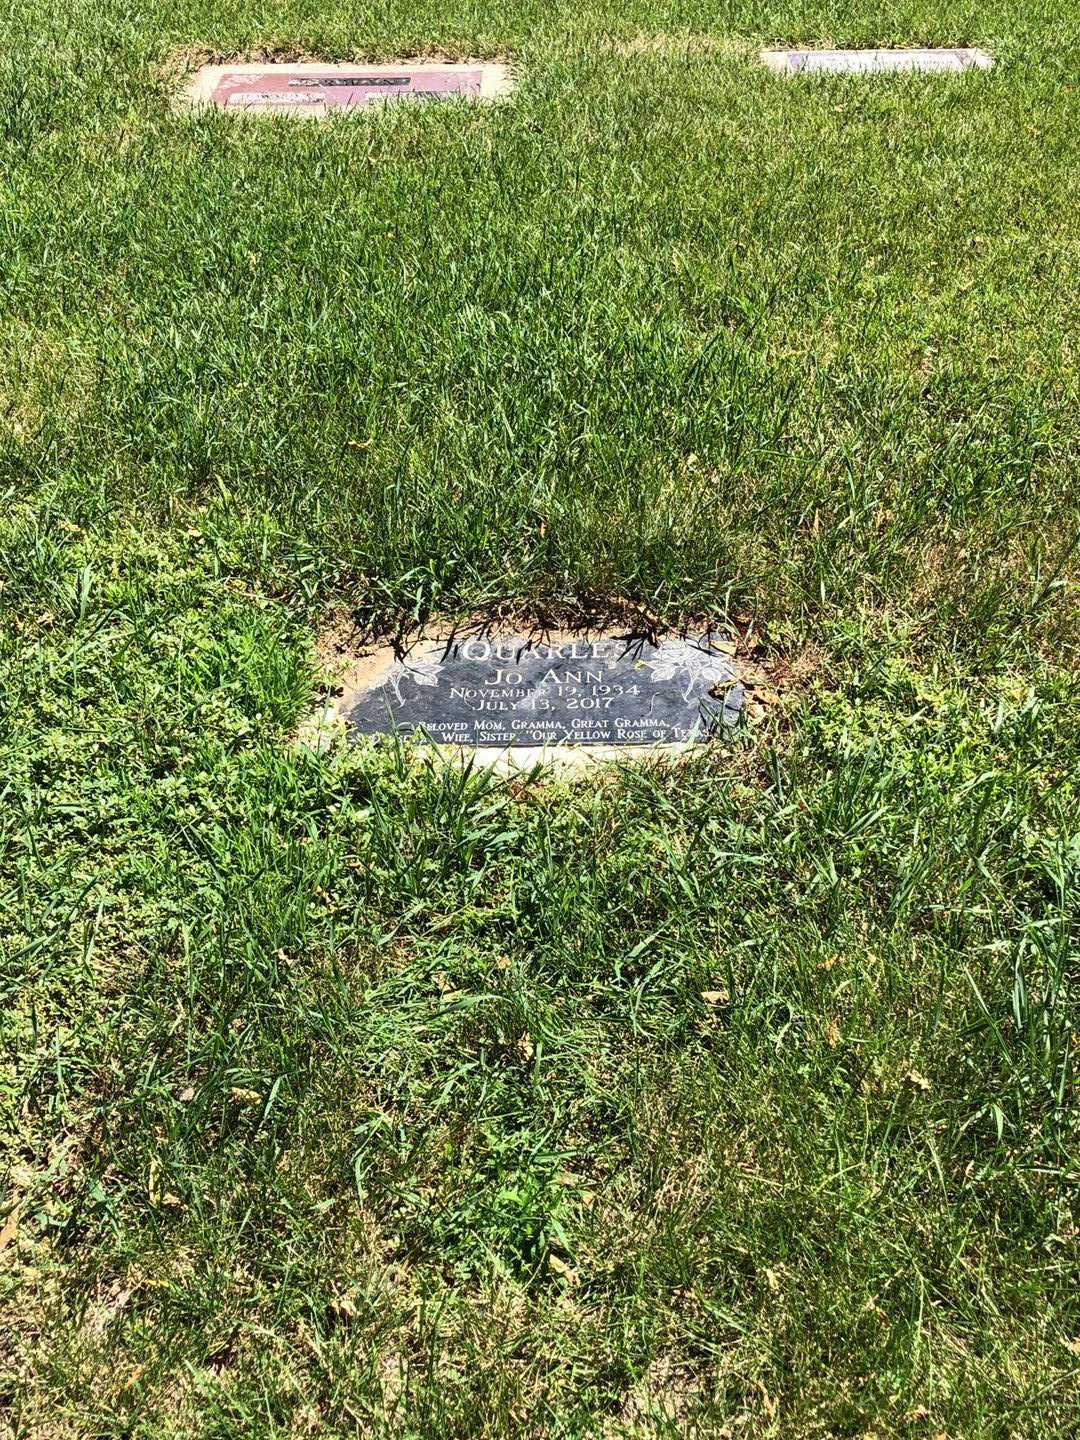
[375, 656, 443, 706]
[641, 640, 735, 701]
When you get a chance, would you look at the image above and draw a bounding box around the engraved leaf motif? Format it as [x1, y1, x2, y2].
[642, 642, 734, 701]
[375, 656, 442, 705]
[407, 660, 442, 688]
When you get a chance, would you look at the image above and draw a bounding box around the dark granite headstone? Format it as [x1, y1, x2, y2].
[344, 634, 743, 747]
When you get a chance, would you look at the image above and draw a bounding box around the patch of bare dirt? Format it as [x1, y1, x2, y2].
[310, 605, 824, 748]
[599, 32, 748, 60]
[164, 44, 513, 75]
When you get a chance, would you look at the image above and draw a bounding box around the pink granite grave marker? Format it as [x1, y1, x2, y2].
[185, 62, 512, 115]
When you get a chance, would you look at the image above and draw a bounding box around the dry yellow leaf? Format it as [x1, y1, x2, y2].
[547, 1253, 579, 1284]
[0, 1207, 19, 1254]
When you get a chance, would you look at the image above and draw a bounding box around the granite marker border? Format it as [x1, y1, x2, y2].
[761, 48, 993, 75]
[184, 61, 514, 115]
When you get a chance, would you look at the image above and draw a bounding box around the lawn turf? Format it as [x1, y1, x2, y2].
[0, 0, 1078, 1435]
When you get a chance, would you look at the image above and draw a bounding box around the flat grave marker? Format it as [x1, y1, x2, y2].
[324, 631, 743, 753]
[761, 48, 993, 75]
[185, 62, 513, 115]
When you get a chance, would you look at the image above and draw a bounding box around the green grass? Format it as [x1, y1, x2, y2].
[1, 0, 1078, 1434]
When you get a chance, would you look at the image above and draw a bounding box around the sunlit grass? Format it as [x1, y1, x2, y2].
[0, 0, 1077, 1434]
